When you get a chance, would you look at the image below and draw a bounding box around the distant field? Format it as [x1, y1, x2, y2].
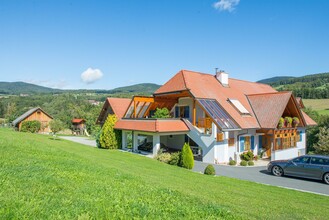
[303, 99, 329, 115]
[1, 128, 329, 219]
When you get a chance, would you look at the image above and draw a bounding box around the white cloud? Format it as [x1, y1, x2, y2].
[213, 0, 240, 12]
[81, 67, 103, 84]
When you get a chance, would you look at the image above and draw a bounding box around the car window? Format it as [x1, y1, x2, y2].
[311, 157, 329, 165]
[292, 157, 310, 164]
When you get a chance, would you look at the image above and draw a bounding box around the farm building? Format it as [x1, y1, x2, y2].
[12, 107, 53, 133]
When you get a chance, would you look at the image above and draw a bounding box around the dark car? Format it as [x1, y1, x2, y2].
[137, 142, 167, 152]
[267, 155, 329, 184]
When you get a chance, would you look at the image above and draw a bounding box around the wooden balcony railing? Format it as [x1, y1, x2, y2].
[228, 138, 235, 146]
[197, 117, 212, 129]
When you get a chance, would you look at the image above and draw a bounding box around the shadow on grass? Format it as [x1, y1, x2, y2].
[48, 137, 62, 141]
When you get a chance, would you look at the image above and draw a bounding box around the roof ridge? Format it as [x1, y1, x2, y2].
[247, 91, 291, 97]
[181, 70, 189, 90]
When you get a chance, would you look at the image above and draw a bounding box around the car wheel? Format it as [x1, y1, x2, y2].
[323, 173, 329, 185]
[272, 165, 284, 177]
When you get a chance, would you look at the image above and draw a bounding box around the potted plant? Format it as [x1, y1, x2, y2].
[284, 116, 293, 127]
[292, 117, 300, 127]
[278, 117, 284, 128]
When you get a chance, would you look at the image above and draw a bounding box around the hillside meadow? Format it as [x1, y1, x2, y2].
[0, 128, 328, 219]
[303, 99, 329, 115]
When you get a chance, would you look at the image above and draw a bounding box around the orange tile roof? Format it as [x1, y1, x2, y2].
[107, 98, 132, 119]
[114, 119, 190, 133]
[301, 110, 317, 126]
[72, 118, 85, 123]
[155, 70, 277, 129]
[247, 92, 292, 128]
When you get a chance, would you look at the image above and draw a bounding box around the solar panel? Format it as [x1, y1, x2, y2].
[197, 99, 240, 130]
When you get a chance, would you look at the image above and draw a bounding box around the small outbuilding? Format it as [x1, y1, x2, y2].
[12, 107, 53, 133]
[71, 118, 86, 135]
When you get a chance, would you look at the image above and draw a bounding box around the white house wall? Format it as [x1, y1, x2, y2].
[272, 147, 298, 161]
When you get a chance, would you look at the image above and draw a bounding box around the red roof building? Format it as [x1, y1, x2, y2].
[99, 69, 316, 163]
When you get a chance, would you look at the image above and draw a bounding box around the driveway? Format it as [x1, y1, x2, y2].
[59, 136, 97, 147]
[193, 161, 329, 196]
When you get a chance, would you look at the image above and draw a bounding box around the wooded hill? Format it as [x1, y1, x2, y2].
[258, 72, 329, 99]
[0, 81, 161, 96]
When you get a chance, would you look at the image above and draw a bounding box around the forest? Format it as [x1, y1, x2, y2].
[265, 72, 329, 99]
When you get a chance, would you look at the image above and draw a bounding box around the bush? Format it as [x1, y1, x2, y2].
[20, 120, 41, 133]
[240, 160, 247, 166]
[228, 160, 237, 166]
[169, 151, 181, 166]
[95, 129, 102, 148]
[99, 114, 121, 149]
[181, 143, 194, 169]
[248, 161, 255, 166]
[204, 165, 216, 175]
[240, 151, 254, 161]
[156, 153, 172, 163]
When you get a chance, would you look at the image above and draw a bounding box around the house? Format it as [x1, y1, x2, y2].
[71, 118, 86, 135]
[98, 70, 317, 164]
[12, 107, 53, 133]
[97, 97, 132, 126]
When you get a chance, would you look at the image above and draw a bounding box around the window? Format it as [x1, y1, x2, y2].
[228, 99, 250, 115]
[292, 156, 310, 164]
[175, 106, 190, 118]
[240, 136, 254, 152]
[310, 157, 329, 165]
[298, 131, 303, 142]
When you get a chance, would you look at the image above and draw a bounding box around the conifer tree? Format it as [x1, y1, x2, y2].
[181, 142, 194, 169]
[99, 114, 121, 149]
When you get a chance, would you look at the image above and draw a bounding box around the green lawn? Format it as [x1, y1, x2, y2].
[0, 129, 328, 219]
[303, 99, 329, 115]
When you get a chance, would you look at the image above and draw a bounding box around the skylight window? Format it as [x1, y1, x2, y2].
[228, 99, 250, 115]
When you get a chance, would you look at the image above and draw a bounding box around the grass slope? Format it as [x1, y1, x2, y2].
[1, 129, 328, 219]
[303, 99, 329, 115]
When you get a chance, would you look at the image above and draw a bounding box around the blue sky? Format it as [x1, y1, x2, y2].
[1, 0, 329, 89]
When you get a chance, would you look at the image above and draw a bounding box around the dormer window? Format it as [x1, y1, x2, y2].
[228, 99, 250, 115]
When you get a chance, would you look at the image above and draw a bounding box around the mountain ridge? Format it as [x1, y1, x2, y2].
[0, 81, 161, 95]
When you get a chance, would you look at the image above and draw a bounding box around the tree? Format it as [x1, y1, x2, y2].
[99, 114, 121, 149]
[152, 107, 170, 118]
[180, 142, 194, 169]
[49, 119, 65, 139]
[313, 127, 329, 155]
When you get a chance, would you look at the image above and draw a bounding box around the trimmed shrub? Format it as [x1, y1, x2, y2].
[204, 165, 216, 175]
[156, 153, 172, 163]
[169, 151, 181, 166]
[248, 161, 255, 166]
[240, 160, 247, 166]
[228, 160, 237, 166]
[20, 120, 41, 133]
[181, 143, 194, 169]
[99, 114, 121, 149]
[240, 151, 254, 161]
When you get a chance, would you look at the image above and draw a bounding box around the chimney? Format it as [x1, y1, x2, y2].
[215, 69, 229, 87]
